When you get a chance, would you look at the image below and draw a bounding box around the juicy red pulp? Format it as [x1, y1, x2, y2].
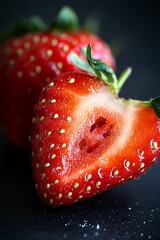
[70, 109, 123, 168]
[31, 71, 160, 207]
[79, 116, 112, 153]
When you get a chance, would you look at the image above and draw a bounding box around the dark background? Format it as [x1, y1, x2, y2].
[0, 0, 160, 240]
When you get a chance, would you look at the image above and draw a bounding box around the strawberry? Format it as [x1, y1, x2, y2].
[0, 6, 115, 148]
[31, 44, 160, 207]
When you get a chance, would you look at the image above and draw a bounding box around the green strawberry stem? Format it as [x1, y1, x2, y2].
[51, 6, 102, 33]
[0, 6, 79, 42]
[71, 43, 131, 93]
[117, 67, 132, 90]
[143, 97, 160, 118]
[0, 6, 78, 42]
[50, 6, 79, 32]
[71, 43, 160, 118]
[82, 12, 103, 35]
[0, 6, 101, 42]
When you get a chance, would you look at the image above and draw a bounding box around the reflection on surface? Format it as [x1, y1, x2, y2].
[0, 133, 160, 239]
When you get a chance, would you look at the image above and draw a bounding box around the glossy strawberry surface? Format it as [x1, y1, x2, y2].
[0, 31, 115, 148]
[31, 71, 160, 207]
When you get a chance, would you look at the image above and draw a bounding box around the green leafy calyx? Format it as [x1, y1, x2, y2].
[0, 16, 47, 42]
[50, 6, 79, 32]
[71, 44, 160, 118]
[143, 97, 160, 118]
[70, 43, 132, 93]
[0, 6, 79, 42]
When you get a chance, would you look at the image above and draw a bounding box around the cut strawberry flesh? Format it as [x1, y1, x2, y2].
[79, 116, 108, 152]
[73, 111, 121, 158]
[31, 72, 160, 207]
[90, 116, 107, 131]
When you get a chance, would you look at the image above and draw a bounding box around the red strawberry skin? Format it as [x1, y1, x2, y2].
[31, 71, 160, 207]
[0, 31, 115, 148]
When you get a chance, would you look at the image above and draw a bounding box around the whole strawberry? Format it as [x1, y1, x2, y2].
[31, 44, 160, 207]
[0, 6, 115, 148]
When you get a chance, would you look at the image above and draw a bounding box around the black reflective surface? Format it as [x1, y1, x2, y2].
[0, 143, 160, 240]
[0, 0, 160, 239]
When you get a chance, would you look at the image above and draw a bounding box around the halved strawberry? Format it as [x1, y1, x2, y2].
[0, 6, 115, 148]
[31, 44, 160, 207]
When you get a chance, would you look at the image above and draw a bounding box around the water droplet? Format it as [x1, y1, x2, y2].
[96, 224, 100, 229]
[98, 168, 103, 178]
